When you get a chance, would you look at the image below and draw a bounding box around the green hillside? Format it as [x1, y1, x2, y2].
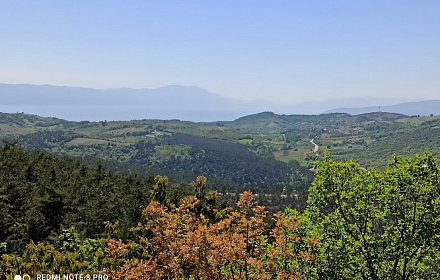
[2, 111, 440, 185]
[2, 111, 440, 177]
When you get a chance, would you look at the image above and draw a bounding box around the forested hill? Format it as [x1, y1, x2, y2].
[0, 141, 153, 253]
[1, 111, 440, 198]
[219, 111, 408, 131]
[0, 112, 315, 196]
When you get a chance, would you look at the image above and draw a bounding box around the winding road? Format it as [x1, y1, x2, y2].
[310, 138, 319, 153]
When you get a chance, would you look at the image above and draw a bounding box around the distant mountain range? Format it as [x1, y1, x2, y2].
[0, 83, 264, 121]
[0, 83, 438, 121]
[324, 100, 440, 116]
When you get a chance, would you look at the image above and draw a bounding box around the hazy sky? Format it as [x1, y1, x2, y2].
[1, 1, 439, 104]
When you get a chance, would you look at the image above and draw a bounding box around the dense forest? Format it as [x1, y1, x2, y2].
[1, 143, 439, 279]
[0, 141, 154, 253]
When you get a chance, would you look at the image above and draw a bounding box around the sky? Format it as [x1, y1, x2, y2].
[1, 1, 439, 105]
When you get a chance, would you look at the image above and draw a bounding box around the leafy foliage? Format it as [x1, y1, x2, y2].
[1, 189, 316, 279]
[2, 146, 440, 279]
[306, 152, 440, 279]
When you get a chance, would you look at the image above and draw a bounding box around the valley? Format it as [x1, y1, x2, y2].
[2, 111, 440, 164]
[1, 111, 440, 189]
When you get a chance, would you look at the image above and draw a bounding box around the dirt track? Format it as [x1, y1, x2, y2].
[310, 138, 319, 153]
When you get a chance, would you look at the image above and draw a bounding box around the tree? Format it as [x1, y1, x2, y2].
[107, 189, 315, 279]
[306, 152, 440, 279]
[151, 175, 168, 205]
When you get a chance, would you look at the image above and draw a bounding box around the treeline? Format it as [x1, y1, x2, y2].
[18, 130, 80, 150]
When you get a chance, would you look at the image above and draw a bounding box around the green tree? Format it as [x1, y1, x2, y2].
[306, 152, 440, 279]
[151, 175, 168, 205]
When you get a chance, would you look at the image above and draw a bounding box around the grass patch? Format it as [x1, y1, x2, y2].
[69, 138, 114, 145]
[150, 144, 192, 163]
